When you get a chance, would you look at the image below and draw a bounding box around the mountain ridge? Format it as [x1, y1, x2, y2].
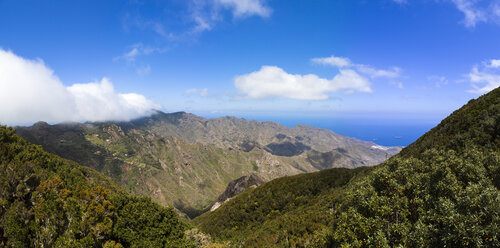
[15, 111, 401, 218]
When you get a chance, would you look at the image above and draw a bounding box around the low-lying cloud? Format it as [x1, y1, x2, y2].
[234, 66, 371, 100]
[0, 49, 160, 125]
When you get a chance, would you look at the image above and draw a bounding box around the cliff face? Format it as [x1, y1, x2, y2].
[16, 112, 401, 218]
[210, 174, 265, 211]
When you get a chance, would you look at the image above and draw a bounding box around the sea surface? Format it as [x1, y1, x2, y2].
[244, 116, 439, 147]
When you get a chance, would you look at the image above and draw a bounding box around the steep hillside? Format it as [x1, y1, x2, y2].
[193, 87, 500, 247]
[0, 126, 197, 247]
[209, 174, 264, 211]
[16, 113, 400, 217]
[399, 86, 499, 157]
[193, 167, 372, 246]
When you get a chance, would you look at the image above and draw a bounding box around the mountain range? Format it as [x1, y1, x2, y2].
[1, 87, 498, 247]
[15, 112, 401, 218]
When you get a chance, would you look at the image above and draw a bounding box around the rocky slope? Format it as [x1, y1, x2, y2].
[16, 112, 401, 218]
[210, 174, 264, 211]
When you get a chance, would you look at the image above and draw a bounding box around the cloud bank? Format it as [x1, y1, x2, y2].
[0, 49, 160, 125]
[466, 59, 500, 94]
[234, 66, 371, 100]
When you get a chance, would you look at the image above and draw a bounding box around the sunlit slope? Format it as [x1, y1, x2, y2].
[16, 112, 399, 218]
[193, 87, 500, 247]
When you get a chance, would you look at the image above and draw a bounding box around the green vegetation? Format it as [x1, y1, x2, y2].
[331, 148, 499, 247]
[328, 87, 500, 247]
[193, 87, 500, 247]
[0, 126, 196, 247]
[16, 111, 399, 218]
[193, 167, 372, 247]
[399, 86, 499, 158]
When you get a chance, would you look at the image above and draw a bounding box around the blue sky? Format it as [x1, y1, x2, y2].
[1, 0, 500, 125]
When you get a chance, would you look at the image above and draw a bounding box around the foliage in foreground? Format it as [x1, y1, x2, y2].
[193, 167, 371, 247]
[328, 87, 500, 247]
[330, 148, 499, 247]
[193, 87, 500, 247]
[0, 126, 196, 247]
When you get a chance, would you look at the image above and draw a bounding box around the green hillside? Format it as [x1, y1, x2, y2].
[16, 112, 400, 218]
[193, 167, 372, 247]
[399, 86, 499, 158]
[0, 126, 196, 247]
[193, 87, 500, 247]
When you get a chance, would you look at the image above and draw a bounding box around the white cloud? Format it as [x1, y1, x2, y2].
[451, 0, 487, 27]
[487, 59, 500, 68]
[215, 0, 272, 18]
[311, 55, 351, 67]
[115, 47, 140, 62]
[192, 16, 213, 33]
[466, 60, 500, 94]
[355, 65, 401, 78]
[0, 49, 160, 125]
[311, 55, 402, 79]
[234, 66, 371, 100]
[123, 0, 271, 50]
[188, 0, 271, 35]
[113, 44, 164, 62]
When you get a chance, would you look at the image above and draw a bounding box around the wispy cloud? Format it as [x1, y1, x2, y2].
[311, 55, 402, 79]
[0, 49, 159, 125]
[216, 0, 272, 18]
[113, 44, 165, 75]
[447, 0, 500, 28]
[234, 66, 371, 100]
[125, 0, 272, 40]
[356, 65, 402, 78]
[392, 0, 408, 4]
[392, 0, 500, 28]
[487, 59, 500, 68]
[451, 0, 487, 28]
[186, 88, 209, 96]
[311, 55, 351, 67]
[392, 81, 404, 89]
[466, 59, 500, 94]
[428, 75, 449, 88]
[113, 43, 165, 63]
[136, 65, 151, 76]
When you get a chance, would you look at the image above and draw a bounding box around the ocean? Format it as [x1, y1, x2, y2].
[242, 116, 439, 147]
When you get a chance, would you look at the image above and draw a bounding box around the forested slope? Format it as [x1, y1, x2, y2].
[0, 126, 196, 247]
[193, 87, 500, 247]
